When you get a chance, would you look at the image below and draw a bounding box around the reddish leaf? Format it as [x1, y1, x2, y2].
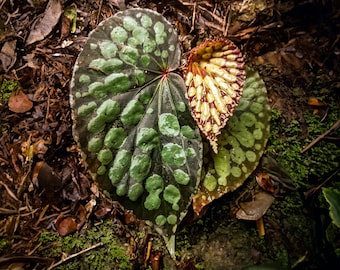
[185, 39, 246, 153]
[308, 97, 326, 107]
[8, 91, 33, 113]
[256, 172, 275, 194]
[56, 216, 78, 236]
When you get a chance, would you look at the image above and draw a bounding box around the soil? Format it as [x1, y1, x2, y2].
[0, 0, 339, 269]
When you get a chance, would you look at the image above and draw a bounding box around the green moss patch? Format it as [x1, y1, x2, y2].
[37, 221, 133, 270]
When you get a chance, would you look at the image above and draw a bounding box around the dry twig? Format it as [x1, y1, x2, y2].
[304, 168, 340, 198]
[301, 119, 340, 153]
[47, 242, 104, 270]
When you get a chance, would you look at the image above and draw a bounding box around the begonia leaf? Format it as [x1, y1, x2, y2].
[192, 68, 270, 216]
[70, 8, 202, 256]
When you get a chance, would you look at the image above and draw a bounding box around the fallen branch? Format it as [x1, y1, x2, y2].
[47, 242, 103, 270]
[301, 119, 340, 153]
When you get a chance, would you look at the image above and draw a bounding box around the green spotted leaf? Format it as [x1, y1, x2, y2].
[192, 68, 270, 216]
[70, 8, 202, 257]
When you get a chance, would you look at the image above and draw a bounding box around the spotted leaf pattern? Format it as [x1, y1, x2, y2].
[70, 8, 202, 257]
[192, 68, 270, 216]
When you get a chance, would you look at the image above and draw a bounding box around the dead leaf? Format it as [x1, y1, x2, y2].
[256, 172, 275, 194]
[94, 206, 111, 218]
[236, 191, 275, 220]
[308, 97, 326, 107]
[26, 0, 63, 45]
[76, 204, 87, 229]
[8, 90, 33, 113]
[56, 216, 78, 236]
[254, 51, 282, 70]
[23, 53, 40, 70]
[124, 210, 137, 225]
[32, 161, 62, 191]
[110, 0, 126, 9]
[85, 198, 96, 213]
[94, 198, 112, 218]
[0, 39, 17, 73]
[33, 138, 49, 156]
[280, 50, 303, 69]
[259, 155, 296, 191]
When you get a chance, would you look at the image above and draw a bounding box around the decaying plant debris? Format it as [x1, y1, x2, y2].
[0, 0, 339, 269]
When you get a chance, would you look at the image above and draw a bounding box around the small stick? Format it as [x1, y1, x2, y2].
[223, 6, 231, 37]
[301, 119, 340, 153]
[0, 181, 19, 202]
[191, 2, 196, 33]
[47, 242, 103, 270]
[96, 0, 104, 25]
[304, 168, 340, 199]
[144, 240, 153, 267]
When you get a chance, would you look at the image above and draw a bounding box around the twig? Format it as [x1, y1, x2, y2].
[144, 239, 152, 267]
[47, 242, 103, 270]
[301, 119, 340, 153]
[190, 2, 196, 33]
[0, 255, 53, 265]
[304, 168, 340, 199]
[0, 0, 6, 10]
[0, 180, 19, 202]
[96, 0, 104, 25]
[34, 204, 50, 226]
[223, 5, 231, 37]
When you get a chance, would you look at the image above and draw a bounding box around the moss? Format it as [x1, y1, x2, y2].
[0, 79, 18, 105]
[39, 231, 59, 244]
[267, 108, 340, 189]
[37, 220, 133, 269]
[0, 237, 9, 254]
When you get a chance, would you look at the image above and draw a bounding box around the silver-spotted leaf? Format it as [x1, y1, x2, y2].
[185, 39, 246, 153]
[192, 68, 270, 216]
[70, 8, 202, 256]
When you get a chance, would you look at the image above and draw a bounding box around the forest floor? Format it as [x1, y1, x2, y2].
[0, 0, 339, 269]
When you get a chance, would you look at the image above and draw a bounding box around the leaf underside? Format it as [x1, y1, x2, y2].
[70, 8, 202, 254]
[192, 68, 271, 216]
[185, 39, 246, 153]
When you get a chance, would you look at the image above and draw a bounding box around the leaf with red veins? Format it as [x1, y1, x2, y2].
[185, 39, 246, 153]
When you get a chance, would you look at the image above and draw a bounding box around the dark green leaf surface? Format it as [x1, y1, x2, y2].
[70, 8, 202, 255]
[322, 187, 340, 228]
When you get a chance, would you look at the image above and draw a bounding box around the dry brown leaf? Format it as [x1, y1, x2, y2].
[236, 191, 275, 220]
[56, 216, 78, 236]
[254, 51, 282, 70]
[33, 161, 62, 191]
[308, 97, 326, 107]
[0, 39, 17, 73]
[33, 138, 49, 156]
[256, 172, 275, 194]
[8, 90, 33, 113]
[26, 0, 63, 45]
